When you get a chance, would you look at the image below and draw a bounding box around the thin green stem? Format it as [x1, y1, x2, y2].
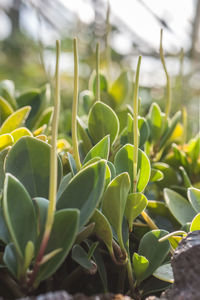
[96, 42, 100, 101]
[126, 258, 135, 295]
[141, 211, 158, 230]
[160, 29, 171, 121]
[133, 56, 142, 193]
[28, 40, 61, 288]
[72, 38, 81, 171]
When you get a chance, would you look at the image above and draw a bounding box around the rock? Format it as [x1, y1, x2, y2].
[164, 230, 200, 300]
[17, 291, 133, 300]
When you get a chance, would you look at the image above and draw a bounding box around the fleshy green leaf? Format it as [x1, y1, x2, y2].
[150, 168, 164, 182]
[132, 252, 149, 284]
[36, 209, 79, 282]
[102, 173, 130, 248]
[88, 101, 119, 145]
[3, 173, 37, 257]
[187, 187, 200, 213]
[153, 263, 174, 283]
[57, 160, 106, 229]
[16, 85, 50, 129]
[72, 244, 93, 269]
[11, 127, 32, 143]
[138, 229, 170, 281]
[0, 96, 13, 124]
[0, 106, 31, 135]
[109, 72, 129, 105]
[0, 80, 17, 109]
[0, 148, 9, 190]
[114, 144, 151, 192]
[90, 209, 113, 255]
[3, 243, 18, 277]
[84, 135, 110, 164]
[5, 136, 62, 198]
[125, 193, 148, 231]
[0, 134, 13, 151]
[164, 188, 196, 225]
[34, 106, 53, 129]
[190, 213, 200, 231]
[148, 103, 163, 142]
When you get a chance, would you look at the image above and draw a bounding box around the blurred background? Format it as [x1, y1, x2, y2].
[0, 0, 199, 136]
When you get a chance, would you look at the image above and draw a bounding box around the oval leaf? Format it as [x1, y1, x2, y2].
[114, 144, 151, 192]
[88, 101, 119, 145]
[5, 136, 62, 198]
[57, 160, 106, 229]
[187, 187, 200, 213]
[138, 229, 170, 281]
[164, 188, 196, 225]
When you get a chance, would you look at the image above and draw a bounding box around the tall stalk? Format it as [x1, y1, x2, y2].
[133, 56, 142, 193]
[160, 29, 171, 121]
[96, 42, 100, 101]
[28, 40, 61, 287]
[72, 38, 81, 171]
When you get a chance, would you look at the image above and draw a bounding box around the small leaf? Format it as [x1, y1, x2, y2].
[3, 243, 18, 277]
[36, 209, 79, 282]
[138, 229, 170, 281]
[88, 101, 119, 145]
[16, 85, 50, 129]
[39, 248, 62, 266]
[159, 111, 181, 149]
[164, 188, 196, 225]
[91, 73, 108, 96]
[187, 187, 200, 213]
[132, 252, 149, 284]
[102, 173, 130, 248]
[0, 134, 13, 151]
[77, 117, 93, 154]
[90, 209, 113, 255]
[125, 193, 148, 231]
[11, 127, 32, 143]
[0, 147, 9, 190]
[0, 96, 13, 123]
[190, 213, 200, 231]
[153, 162, 179, 189]
[57, 160, 106, 229]
[153, 263, 174, 283]
[72, 245, 93, 269]
[23, 241, 35, 271]
[109, 72, 129, 105]
[150, 169, 164, 182]
[0, 80, 17, 109]
[0, 106, 31, 135]
[114, 144, 151, 192]
[84, 135, 110, 164]
[148, 103, 163, 142]
[34, 106, 54, 129]
[68, 152, 77, 176]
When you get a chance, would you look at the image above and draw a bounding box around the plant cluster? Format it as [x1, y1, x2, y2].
[0, 32, 199, 299]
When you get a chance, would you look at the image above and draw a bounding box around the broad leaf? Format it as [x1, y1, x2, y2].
[148, 103, 163, 142]
[150, 168, 164, 182]
[3, 174, 37, 257]
[190, 213, 200, 231]
[36, 209, 79, 282]
[84, 135, 110, 164]
[90, 209, 113, 255]
[164, 188, 196, 225]
[0, 134, 13, 151]
[114, 144, 151, 192]
[102, 173, 130, 247]
[109, 72, 129, 105]
[138, 229, 170, 281]
[0, 106, 31, 135]
[11, 127, 32, 143]
[187, 187, 200, 213]
[3, 243, 18, 277]
[88, 101, 119, 145]
[57, 160, 106, 229]
[5, 136, 62, 198]
[16, 85, 50, 129]
[72, 244, 92, 269]
[153, 263, 174, 283]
